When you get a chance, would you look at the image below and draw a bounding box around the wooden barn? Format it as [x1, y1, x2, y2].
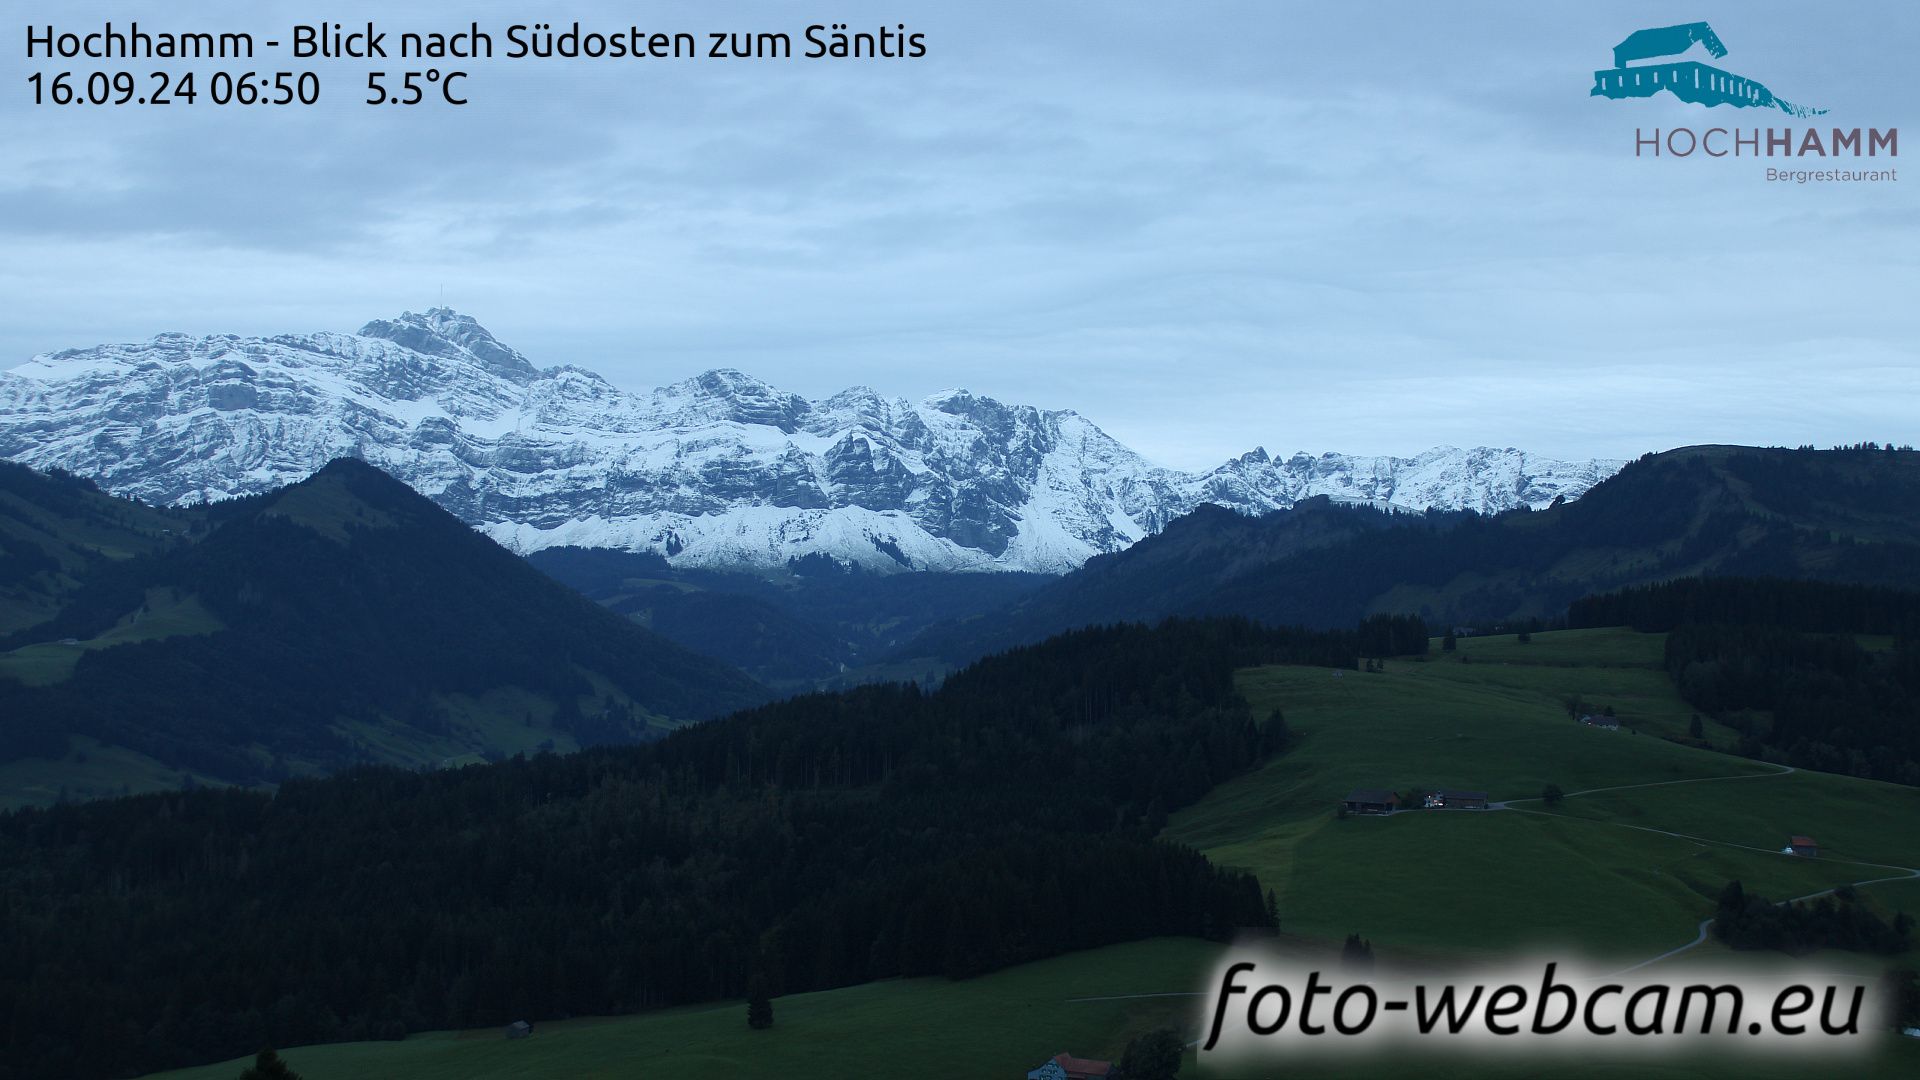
[1342, 788, 1400, 815]
[1425, 789, 1489, 810]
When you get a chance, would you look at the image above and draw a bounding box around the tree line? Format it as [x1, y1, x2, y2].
[1715, 881, 1912, 955]
[1568, 576, 1920, 637]
[1572, 576, 1920, 786]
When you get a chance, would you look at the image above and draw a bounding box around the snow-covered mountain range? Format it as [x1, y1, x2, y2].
[0, 310, 1626, 573]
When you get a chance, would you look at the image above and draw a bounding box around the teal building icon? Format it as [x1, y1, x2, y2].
[1590, 22, 1824, 117]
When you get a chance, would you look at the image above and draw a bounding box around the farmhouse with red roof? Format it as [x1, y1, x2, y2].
[1027, 1050, 1115, 1079]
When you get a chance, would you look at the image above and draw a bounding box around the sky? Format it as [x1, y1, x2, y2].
[2, 1, 1915, 469]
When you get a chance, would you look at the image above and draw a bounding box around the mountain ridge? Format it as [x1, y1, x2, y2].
[908, 444, 1920, 664]
[0, 309, 1627, 573]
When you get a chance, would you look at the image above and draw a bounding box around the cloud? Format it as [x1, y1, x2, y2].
[1, 0, 1913, 469]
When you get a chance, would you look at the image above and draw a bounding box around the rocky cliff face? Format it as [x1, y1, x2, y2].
[0, 310, 1624, 572]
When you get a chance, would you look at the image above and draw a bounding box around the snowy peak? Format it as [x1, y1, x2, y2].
[654, 368, 812, 432]
[357, 308, 539, 383]
[0, 314, 1629, 574]
[815, 386, 898, 431]
[1184, 445, 1621, 518]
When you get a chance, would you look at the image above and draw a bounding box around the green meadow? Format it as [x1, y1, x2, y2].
[148, 938, 1219, 1080]
[1171, 629, 1920, 963]
[1548, 770, 1920, 872]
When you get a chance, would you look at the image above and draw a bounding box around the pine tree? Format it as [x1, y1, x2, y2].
[746, 977, 774, 1030]
[238, 1049, 303, 1080]
[1116, 1027, 1184, 1080]
[1877, 967, 1919, 1029]
[1261, 709, 1291, 754]
[1340, 933, 1375, 970]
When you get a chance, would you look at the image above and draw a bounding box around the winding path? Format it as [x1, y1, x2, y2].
[1487, 762, 1798, 810]
[1489, 762, 1920, 974]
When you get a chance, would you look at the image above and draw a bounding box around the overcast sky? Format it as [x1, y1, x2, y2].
[3, 1, 1914, 468]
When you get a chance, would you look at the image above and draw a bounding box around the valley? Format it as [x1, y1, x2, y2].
[4, 451, 1918, 1077]
[526, 546, 1047, 687]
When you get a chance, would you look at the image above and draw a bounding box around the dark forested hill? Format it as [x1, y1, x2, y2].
[912, 445, 1920, 665]
[0, 460, 766, 802]
[0, 617, 1348, 1080]
[906, 497, 1420, 662]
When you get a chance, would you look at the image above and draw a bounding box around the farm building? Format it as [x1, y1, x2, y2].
[1423, 789, 1489, 810]
[1788, 835, 1819, 858]
[1579, 713, 1621, 730]
[1028, 1051, 1114, 1079]
[504, 1020, 532, 1039]
[1342, 788, 1399, 815]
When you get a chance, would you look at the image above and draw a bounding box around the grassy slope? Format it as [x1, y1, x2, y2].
[1265, 809, 1863, 957]
[139, 628, 1920, 1079]
[0, 586, 223, 686]
[1169, 626, 1920, 1076]
[1170, 630, 1774, 856]
[1170, 629, 1918, 959]
[0, 735, 231, 808]
[142, 931, 1920, 1080]
[147, 938, 1220, 1080]
[0, 682, 618, 810]
[1550, 772, 1920, 871]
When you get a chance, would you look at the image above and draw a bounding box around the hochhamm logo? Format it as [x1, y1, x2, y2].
[1589, 20, 1896, 178]
[1590, 21, 1823, 117]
